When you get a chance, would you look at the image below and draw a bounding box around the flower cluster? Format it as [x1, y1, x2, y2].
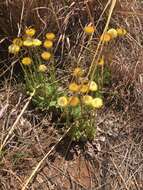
[8, 24, 127, 142]
[8, 27, 54, 51]
[23, 28, 41, 47]
[8, 27, 59, 111]
[8, 27, 56, 73]
[83, 25, 127, 41]
[100, 28, 127, 42]
[57, 67, 103, 109]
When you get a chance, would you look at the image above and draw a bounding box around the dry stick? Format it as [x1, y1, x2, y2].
[0, 90, 35, 152]
[95, 0, 111, 29]
[87, 0, 117, 79]
[21, 127, 71, 190]
[17, 0, 25, 37]
[86, 0, 111, 77]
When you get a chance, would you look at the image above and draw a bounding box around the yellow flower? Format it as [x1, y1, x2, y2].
[13, 38, 23, 47]
[98, 56, 104, 66]
[100, 33, 111, 42]
[25, 28, 36, 37]
[46, 33, 55, 40]
[89, 81, 98, 91]
[69, 83, 80, 92]
[21, 57, 32, 65]
[73, 67, 84, 77]
[8, 44, 20, 54]
[82, 95, 93, 106]
[84, 25, 95, 34]
[57, 96, 68, 107]
[116, 28, 127, 36]
[38, 64, 47, 72]
[107, 28, 118, 39]
[91, 98, 103, 108]
[68, 96, 80, 107]
[41, 51, 51, 60]
[23, 39, 33, 47]
[43, 40, 53, 48]
[32, 39, 42, 46]
[80, 84, 89, 93]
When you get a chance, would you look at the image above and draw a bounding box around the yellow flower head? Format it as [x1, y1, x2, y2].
[38, 64, 47, 72]
[57, 96, 68, 107]
[91, 97, 103, 108]
[100, 33, 111, 42]
[116, 28, 127, 36]
[8, 44, 20, 54]
[98, 56, 104, 66]
[41, 51, 51, 60]
[43, 40, 53, 48]
[32, 39, 42, 46]
[89, 81, 98, 91]
[80, 84, 89, 93]
[25, 28, 36, 37]
[69, 82, 80, 92]
[68, 96, 80, 107]
[73, 67, 84, 77]
[84, 25, 95, 34]
[23, 39, 33, 47]
[21, 57, 32, 65]
[82, 95, 93, 106]
[107, 28, 118, 39]
[13, 38, 23, 47]
[46, 33, 55, 40]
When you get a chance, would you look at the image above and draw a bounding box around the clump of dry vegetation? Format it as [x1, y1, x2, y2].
[0, 0, 143, 190]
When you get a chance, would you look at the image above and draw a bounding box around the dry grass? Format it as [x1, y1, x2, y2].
[0, 0, 143, 190]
